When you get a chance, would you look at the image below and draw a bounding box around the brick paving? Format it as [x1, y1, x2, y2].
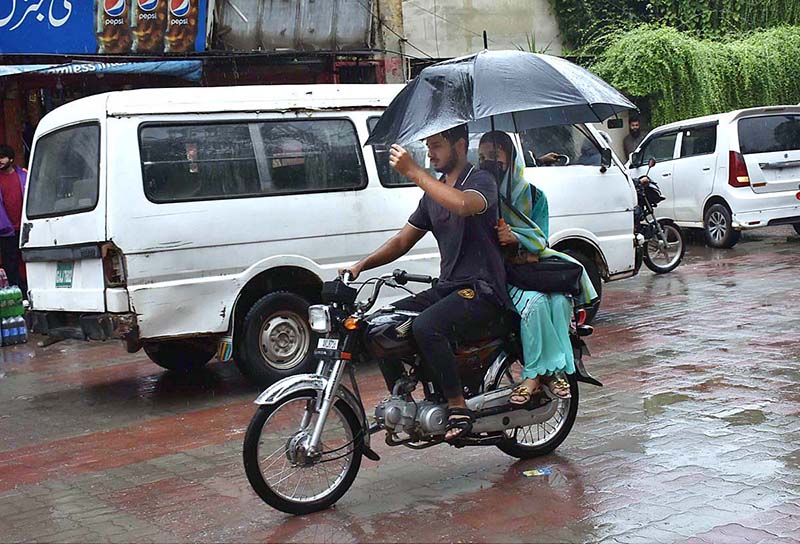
[0, 226, 798, 543]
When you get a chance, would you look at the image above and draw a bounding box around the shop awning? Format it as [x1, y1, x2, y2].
[0, 60, 203, 81]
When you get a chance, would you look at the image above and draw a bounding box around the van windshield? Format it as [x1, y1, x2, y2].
[27, 124, 100, 219]
[738, 114, 800, 155]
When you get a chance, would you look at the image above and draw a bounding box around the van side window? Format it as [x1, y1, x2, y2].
[27, 123, 100, 219]
[680, 126, 717, 157]
[141, 123, 260, 202]
[258, 119, 366, 193]
[140, 119, 366, 202]
[519, 125, 602, 167]
[367, 117, 429, 187]
[639, 132, 678, 164]
[738, 114, 800, 154]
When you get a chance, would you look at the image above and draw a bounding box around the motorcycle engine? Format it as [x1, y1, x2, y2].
[374, 397, 447, 435]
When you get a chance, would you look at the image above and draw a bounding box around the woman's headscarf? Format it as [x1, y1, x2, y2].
[480, 131, 598, 306]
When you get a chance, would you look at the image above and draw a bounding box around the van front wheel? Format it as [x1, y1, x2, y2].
[143, 340, 215, 372]
[237, 291, 317, 388]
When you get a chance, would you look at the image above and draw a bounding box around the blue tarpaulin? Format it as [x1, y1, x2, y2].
[0, 60, 203, 81]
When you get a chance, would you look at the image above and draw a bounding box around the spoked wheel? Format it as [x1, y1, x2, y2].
[243, 390, 363, 515]
[643, 220, 685, 274]
[490, 358, 578, 458]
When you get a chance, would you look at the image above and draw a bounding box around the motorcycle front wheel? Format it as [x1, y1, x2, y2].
[490, 358, 579, 459]
[243, 390, 363, 515]
[644, 220, 685, 274]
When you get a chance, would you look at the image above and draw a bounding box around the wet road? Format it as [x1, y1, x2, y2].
[1, 227, 799, 543]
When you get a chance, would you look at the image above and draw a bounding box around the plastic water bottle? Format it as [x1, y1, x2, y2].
[12, 316, 23, 345]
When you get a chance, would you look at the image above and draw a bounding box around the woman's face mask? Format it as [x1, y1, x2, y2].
[479, 160, 507, 182]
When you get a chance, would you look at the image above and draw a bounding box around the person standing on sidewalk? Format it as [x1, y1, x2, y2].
[0, 145, 27, 294]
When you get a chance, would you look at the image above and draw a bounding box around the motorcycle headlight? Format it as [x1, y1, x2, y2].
[308, 305, 331, 333]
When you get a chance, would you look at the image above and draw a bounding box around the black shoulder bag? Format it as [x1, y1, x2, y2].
[500, 180, 583, 296]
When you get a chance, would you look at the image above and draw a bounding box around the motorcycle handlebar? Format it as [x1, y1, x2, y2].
[393, 269, 433, 285]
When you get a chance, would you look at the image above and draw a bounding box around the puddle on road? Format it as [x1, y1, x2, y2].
[643, 392, 692, 416]
[720, 408, 767, 426]
[783, 449, 800, 470]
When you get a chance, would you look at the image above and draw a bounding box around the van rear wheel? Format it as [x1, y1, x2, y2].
[563, 249, 601, 324]
[143, 340, 215, 372]
[237, 291, 317, 388]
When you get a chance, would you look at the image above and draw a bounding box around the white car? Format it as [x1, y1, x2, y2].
[23, 84, 636, 386]
[628, 106, 800, 248]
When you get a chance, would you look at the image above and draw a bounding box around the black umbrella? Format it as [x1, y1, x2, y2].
[365, 49, 636, 146]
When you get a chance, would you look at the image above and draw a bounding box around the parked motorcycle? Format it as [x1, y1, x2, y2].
[635, 158, 685, 274]
[243, 269, 601, 515]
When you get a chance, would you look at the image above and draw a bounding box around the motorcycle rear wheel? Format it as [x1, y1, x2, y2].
[643, 220, 685, 274]
[490, 359, 579, 459]
[243, 390, 363, 515]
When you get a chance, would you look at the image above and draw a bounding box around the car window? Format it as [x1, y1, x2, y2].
[141, 123, 260, 202]
[27, 123, 100, 218]
[140, 119, 367, 202]
[738, 114, 800, 154]
[640, 132, 678, 163]
[519, 125, 602, 167]
[367, 117, 430, 187]
[680, 125, 717, 157]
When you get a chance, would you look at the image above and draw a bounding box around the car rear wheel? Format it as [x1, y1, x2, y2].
[704, 203, 741, 248]
[143, 340, 215, 372]
[236, 291, 317, 388]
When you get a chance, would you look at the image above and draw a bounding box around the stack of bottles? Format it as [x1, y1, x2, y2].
[0, 286, 27, 346]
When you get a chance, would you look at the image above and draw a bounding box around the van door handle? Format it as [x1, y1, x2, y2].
[661, 173, 671, 177]
[702, 167, 711, 171]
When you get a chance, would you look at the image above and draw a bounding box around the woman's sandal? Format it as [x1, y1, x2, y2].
[543, 376, 571, 399]
[509, 384, 538, 406]
[444, 407, 475, 442]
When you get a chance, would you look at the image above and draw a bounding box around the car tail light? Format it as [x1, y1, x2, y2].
[101, 243, 127, 287]
[728, 150, 750, 187]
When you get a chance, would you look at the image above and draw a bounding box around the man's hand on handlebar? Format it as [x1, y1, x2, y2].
[338, 264, 363, 282]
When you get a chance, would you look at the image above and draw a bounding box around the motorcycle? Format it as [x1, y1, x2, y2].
[243, 269, 601, 515]
[635, 158, 685, 274]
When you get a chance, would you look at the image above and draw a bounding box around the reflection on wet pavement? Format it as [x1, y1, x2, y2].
[0, 227, 799, 543]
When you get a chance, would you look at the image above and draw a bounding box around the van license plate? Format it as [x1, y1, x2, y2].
[55, 262, 74, 288]
[317, 338, 339, 350]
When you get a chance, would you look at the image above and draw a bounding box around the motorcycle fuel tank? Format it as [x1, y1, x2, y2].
[364, 310, 418, 359]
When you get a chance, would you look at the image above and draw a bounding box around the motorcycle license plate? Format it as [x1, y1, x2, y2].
[317, 338, 339, 350]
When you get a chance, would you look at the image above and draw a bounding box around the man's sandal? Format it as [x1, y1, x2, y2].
[543, 376, 571, 399]
[444, 407, 475, 441]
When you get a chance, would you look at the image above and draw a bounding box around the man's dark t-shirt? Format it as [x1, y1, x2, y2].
[407, 163, 509, 307]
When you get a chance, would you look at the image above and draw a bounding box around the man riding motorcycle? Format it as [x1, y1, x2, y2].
[341, 124, 508, 442]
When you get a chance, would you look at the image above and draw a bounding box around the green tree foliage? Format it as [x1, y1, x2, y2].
[550, 0, 800, 51]
[591, 26, 800, 126]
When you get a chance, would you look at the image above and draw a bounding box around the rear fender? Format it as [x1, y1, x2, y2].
[254, 373, 370, 447]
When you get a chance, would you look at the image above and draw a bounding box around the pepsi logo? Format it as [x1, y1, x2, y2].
[104, 0, 126, 17]
[169, 0, 190, 16]
[138, 0, 159, 11]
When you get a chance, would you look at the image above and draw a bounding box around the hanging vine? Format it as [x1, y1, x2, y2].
[591, 25, 800, 126]
[549, 0, 800, 52]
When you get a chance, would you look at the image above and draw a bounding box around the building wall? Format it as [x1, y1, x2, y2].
[402, 0, 563, 58]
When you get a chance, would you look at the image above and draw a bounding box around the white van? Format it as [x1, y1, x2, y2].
[23, 84, 637, 386]
[628, 106, 800, 248]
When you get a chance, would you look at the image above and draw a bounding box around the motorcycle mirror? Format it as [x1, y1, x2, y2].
[648, 157, 657, 169]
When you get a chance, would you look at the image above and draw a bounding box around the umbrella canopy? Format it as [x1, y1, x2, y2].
[366, 50, 636, 146]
